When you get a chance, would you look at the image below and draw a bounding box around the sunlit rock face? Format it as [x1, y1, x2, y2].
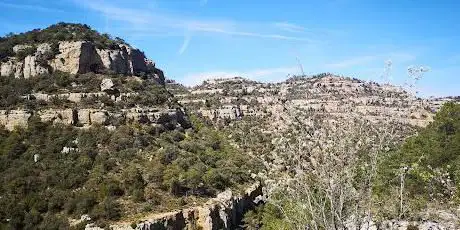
[1, 41, 163, 84]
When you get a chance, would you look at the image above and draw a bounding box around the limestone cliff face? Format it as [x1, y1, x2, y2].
[85, 182, 263, 230]
[23, 55, 49, 78]
[50, 41, 100, 75]
[0, 41, 164, 83]
[0, 59, 23, 78]
[0, 108, 191, 131]
[0, 110, 31, 130]
[180, 75, 436, 129]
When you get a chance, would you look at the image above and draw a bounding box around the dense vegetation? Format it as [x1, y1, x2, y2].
[374, 102, 460, 218]
[0, 115, 260, 229]
[0, 71, 174, 110]
[1, 22, 125, 62]
[243, 102, 460, 229]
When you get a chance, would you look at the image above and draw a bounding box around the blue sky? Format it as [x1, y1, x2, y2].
[0, 0, 459, 97]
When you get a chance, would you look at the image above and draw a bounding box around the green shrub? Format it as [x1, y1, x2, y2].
[15, 46, 36, 60]
[38, 214, 70, 230]
[375, 102, 460, 216]
[0, 115, 259, 227]
[91, 198, 121, 221]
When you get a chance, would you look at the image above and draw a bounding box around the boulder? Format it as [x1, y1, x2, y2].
[33, 154, 40, 163]
[100, 78, 115, 92]
[91, 111, 107, 125]
[0, 60, 15, 77]
[36, 43, 51, 54]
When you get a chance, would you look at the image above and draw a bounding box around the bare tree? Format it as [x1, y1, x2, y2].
[263, 62, 423, 230]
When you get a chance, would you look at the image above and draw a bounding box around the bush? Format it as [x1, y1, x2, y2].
[38, 214, 70, 230]
[15, 46, 36, 60]
[91, 198, 121, 221]
[0, 115, 260, 226]
[375, 102, 460, 216]
[0, 23, 127, 54]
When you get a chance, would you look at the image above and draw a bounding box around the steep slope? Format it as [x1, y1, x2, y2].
[0, 23, 163, 80]
[179, 74, 434, 127]
[176, 75, 460, 229]
[0, 24, 260, 230]
[0, 23, 185, 131]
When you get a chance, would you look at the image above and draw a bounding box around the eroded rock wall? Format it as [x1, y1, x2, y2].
[88, 182, 262, 230]
[0, 42, 163, 83]
[0, 108, 190, 131]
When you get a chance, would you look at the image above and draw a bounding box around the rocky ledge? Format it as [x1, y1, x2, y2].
[85, 182, 263, 230]
[0, 107, 191, 130]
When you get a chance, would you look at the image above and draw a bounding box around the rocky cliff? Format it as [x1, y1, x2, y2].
[1, 41, 164, 83]
[0, 23, 260, 230]
[0, 107, 190, 131]
[84, 182, 263, 230]
[176, 75, 435, 130]
[0, 24, 181, 131]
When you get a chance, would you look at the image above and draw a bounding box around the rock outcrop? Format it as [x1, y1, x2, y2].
[23, 55, 48, 78]
[100, 78, 115, 92]
[0, 108, 191, 131]
[0, 59, 24, 78]
[0, 110, 32, 130]
[1, 41, 164, 83]
[178, 75, 436, 129]
[85, 182, 263, 230]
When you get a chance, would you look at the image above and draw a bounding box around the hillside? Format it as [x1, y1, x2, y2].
[178, 74, 434, 127]
[1, 23, 460, 230]
[174, 75, 460, 229]
[0, 22, 181, 130]
[0, 24, 260, 230]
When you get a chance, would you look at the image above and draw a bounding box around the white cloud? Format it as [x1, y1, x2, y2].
[180, 66, 299, 86]
[0, 1, 65, 13]
[74, 0, 317, 43]
[178, 33, 192, 55]
[274, 22, 306, 33]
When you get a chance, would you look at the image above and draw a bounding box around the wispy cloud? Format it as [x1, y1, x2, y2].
[325, 52, 416, 69]
[200, 0, 208, 6]
[274, 22, 306, 33]
[180, 66, 299, 86]
[74, 0, 319, 43]
[325, 56, 378, 68]
[0, 1, 65, 13]
[178, 33, 192, 55]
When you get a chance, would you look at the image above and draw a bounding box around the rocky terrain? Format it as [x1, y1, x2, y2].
[1, 23, 460, 230]
[176, 75, 435, 128]
[169, 76, 460, 229]
[0, 23, 187, 131]
[85, 182, 263, 230]
[0, 23, 260, 230]
[1, 38, 162, 81]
